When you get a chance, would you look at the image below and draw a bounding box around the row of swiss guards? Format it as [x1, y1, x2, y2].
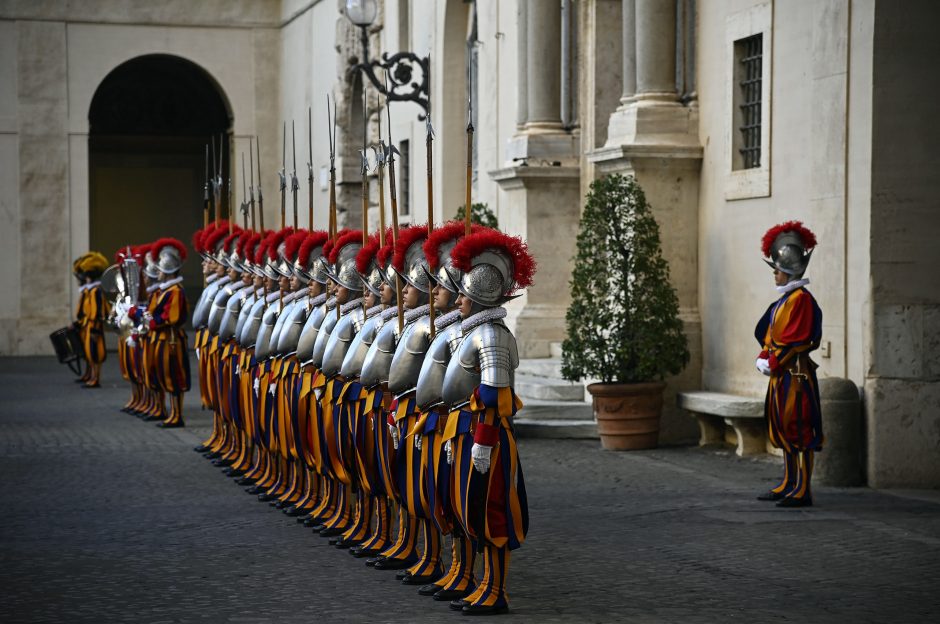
[189, 219, 534, 615]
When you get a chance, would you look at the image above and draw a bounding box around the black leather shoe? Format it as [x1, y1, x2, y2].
[334, 538, 360, 549]
[374, 557, 417, 571]
[402, 573, 441, 585]
[462, 604, 508, 616]
[365, 556, 384, 567]
[193, 445, 208, 453]
[434, 588, 472, 601]
[303, 517, 321, 528]
[450, 600, 469, 611]
[757, 490, 785, 501]
[212, 458, 233, 467]
[223, 468, 244, 477]
[236, 477, 256, 486]
[418, 583, 443, 596]
[351, 546, 381, 558]
[284, 506, 305, 517]
[143, 415, 163, 422]
[776, 496, 813, 508]
[319, 526, 347, 538]
[205, 451, 223, 459]
[245, 486, 264, 495]
[157, 421, 183, 428]
[82, 383, 101, 389]
[395, 570, 410, 580]
[258, 492, 278, 502]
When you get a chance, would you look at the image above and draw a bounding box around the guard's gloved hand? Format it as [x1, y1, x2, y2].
[389, 424, 399, 449]
[755, 357, 771, 376]
[414, 434, 423, 450]
[444, 440, 454, 465]
[253, 377, 260, 397]
[471, 443, 493, 474]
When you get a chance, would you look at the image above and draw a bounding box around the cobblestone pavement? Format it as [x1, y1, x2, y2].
[1, 356, 939, 623]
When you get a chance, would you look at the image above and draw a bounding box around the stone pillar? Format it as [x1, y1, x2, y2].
[621, 0, 636, 103]
[634, 0, 677, 101]
[525, 0, 562, 131]
[588, 0, 702, 445]
[516, 0, 528, 129]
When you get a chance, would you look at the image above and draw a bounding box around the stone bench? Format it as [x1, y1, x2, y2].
[677, 391, 766, 457]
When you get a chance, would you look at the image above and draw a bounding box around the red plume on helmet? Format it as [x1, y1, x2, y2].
[151, 237, 188, 261]
[284, 231, 309, 263]
[265, 227, 295, 261]
[255, 230, 275, 265]
[391, 224, 429, 272]
[240, 231, 261, 261]
[356, 230, 390, 273]
[761, 221, 817, 257]
[376, 241, 394, 269]
[299, 231, 330, 267]
[451, 229, 536, 292]
[328, 230, 363, 264]
[204, 226, 229, 255]
[191, 228, 205, 254]
[323, 228, 354, 261]
[222, 227, 243, 254]
[423, 221, 484, 270]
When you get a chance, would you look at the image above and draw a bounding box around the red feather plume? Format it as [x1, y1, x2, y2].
[284, 231, 309, 263]
[323, 228, 354, 261]
[299, 231, 330, 267]
[328, 230, 363, 264]
[423, 221, 485, 270]
[222, 228, 243, 254]
[451, 229, 536, 292]
[376, 242, 393, 269]
[204, 226, 229, 255]
[265, 227, 295, 261]
[356, 230, 387, 273]
[761, 221, 818, 257]
[191, 228, 205, 254]
[391, 224, 429, 271]
[152, 237, 188, 262]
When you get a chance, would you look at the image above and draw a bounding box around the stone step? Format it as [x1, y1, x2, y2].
[515, 374, 584, 401]
[517, 358, 566, 380]
[514, 398, 598, 439]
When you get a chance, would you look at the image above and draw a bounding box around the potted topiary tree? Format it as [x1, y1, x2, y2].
[561, 174, 689, 450]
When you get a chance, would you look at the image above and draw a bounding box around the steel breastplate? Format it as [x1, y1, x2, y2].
[416, 321, 461, 411]
[192, 280, 223, 330]
[340, 311, 385, 379]
[360, 318, 401, 388]
[321, 305, 364, 377]
[389, 314, 432, 398]
[442, 320, 517, 409]
[253, 300, 282, 361]
[239, 296, 266, 348]
[267, 297, 298, 356]
[276, 296, 309, 356]
[234, 291, 258, 345]
[296, 301, 329, 365]
[310, 308, 339, 368]
[218, 284, 249, 342]
[207, 285, 236, 335]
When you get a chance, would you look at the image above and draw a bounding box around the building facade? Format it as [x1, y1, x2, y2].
[0, 0, 937, 486]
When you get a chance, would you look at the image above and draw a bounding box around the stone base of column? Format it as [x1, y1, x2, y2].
[603, 98, 699, 152]
[490, 164, 581, 358]
[506, 129, 580, 166]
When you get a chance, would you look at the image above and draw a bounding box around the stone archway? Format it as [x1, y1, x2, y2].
[88, 54, 232, 304]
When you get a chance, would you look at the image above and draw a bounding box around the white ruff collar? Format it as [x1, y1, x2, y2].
[381, 306, 400, 322]
[146, 283, 160, 293]
[434, 309, 462, 330]
[461, 307, 507, 333]
[79, 281, 101, 292]
[341, 297, 364, 314]
[265, 290, 281, 303]
[206, 273, 219, 284]
[405, 304, 430, 323]
[365, 304, 384, 319]
[777, 278, 810, 295]
[159, 276, 184, 290]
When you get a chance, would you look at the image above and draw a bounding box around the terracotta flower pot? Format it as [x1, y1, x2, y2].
[587, 382, 666, 451]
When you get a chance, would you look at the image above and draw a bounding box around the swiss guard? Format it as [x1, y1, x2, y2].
[73, 251, 110, 388]
[755, 221, 823, 508]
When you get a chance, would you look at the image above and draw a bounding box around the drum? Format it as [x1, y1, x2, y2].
[49, 326, 86, 376]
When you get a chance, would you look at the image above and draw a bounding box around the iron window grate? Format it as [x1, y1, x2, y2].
[737, 34, 763, 169]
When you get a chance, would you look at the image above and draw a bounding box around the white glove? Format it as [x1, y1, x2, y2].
[253, 377, 260, 397]
[268, 381, 277, 396]
[125, 336, 137, 349]
[471, 443, 493, 474]
[414, 434, 423, 450]
[389, 424, 399, 449]
[444, 440, 454, 465]
[755, 357, 772, 376]
[194, 348, 200, 361]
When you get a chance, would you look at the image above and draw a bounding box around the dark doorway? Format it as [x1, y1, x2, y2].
[88, 54, 232, 308]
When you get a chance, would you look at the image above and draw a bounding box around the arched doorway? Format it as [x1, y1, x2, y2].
[88, 54, 232, 305]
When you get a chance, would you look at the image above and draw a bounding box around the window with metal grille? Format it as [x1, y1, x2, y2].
[399, 139, 410, 216]
[734, 34, 762, 170]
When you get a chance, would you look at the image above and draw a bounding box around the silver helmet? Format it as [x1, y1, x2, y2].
[143, 248, 161, 279]
[361, 262, 384, 297]
[328, 238, 364, 292]
[394, 237, 431, 293]
[263, 239, 287, 281]
[157, 244, 184, 275]
[456, 248, 516, 307]
[762, 222, 816, 276]
[227, 232, 247, 272]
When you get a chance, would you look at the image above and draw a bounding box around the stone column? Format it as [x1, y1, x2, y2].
[634, 0, 677, 101]
[524, 0, 562, 131]
[516, 0, 528, 129]
[621, 0, 636, 104]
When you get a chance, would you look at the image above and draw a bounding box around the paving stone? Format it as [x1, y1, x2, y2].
[0, 356, 938, 623]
